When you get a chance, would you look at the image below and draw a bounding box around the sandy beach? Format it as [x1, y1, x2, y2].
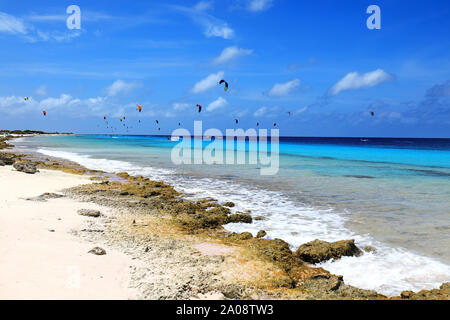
[0, 166, 137, 299]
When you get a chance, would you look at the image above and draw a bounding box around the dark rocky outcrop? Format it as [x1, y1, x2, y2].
[26, 193, 64, 202]
[228, 232, 253, 241]
[223, 202, 235, 208]
[226, 213, 252, 224]
[0, 160, 4, 166]
[89, 247, 106, 255]
[13, 161, 38, 174]
[399, 283, 450, 300]
[78, 209, 102, 218]
[0, 153, 15, 165]
[256, 230, 267, 238]
[294, 239, 362, 264]
[299, 274, 384, 299]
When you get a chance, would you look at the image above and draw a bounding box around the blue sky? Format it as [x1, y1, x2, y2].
[0, 0, 449, 137]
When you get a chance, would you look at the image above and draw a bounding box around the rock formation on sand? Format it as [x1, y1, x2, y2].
[89, 247, 106, 255]
[78, 209, 102, 217]
[400, 283, 450, 300]
[294, 239, 362, 264]
[13, 161, 39, 174]
[0, 153, 15, 165]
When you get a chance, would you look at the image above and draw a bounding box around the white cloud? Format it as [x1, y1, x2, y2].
[35, 85, 47, 96]
[269, 79, 301, 96]
[172, 5, 235, 40]
[173, 102, 190, 111]
[40, 94, 73, 108]
[207, 97, 227, 112]
[213, 46, 253, 64]
[106, 80, 141, 97]
[0, 11, 81, 42]
[294, 106, 308, 115]
[236, 109, 249, 118]
[0, 12, 27, 34]
[204, 24, 234, 39]
[191, 71, 224, 94]
[329, 69, 393, 96]
[0, 96, 27, 108]
[248, 0, 274, 12]
[194, 1, 213, 11]
[253, 106, 268, 117]
[253, 105, 281, 118]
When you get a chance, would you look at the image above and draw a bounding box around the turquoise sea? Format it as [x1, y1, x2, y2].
[13, 134, 450, 296]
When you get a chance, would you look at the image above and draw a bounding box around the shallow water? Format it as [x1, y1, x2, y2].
[13, 134, 450, 296]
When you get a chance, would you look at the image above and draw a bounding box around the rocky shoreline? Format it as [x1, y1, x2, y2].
[1, 134, 449, 300]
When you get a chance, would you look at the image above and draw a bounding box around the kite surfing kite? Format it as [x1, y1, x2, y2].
[24, 97, 29, 101]
[219, 80, 228, 92]
[370, 110, 375, 117]
[137, 104, 142, 112]
[256, 122, 259, 127]
[42, 110, 46, 116]
[235, 119, 239, 124]
[196, 104, 202, 113]
[156, 120, 159, 124]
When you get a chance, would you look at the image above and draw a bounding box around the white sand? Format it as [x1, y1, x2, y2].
[0, 166, 136, 300]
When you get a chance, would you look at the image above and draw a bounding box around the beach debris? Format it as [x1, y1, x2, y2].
[294, 239, 363, 264]
[256, 230, 267, 238]
[13, 161, 38, 174]
[48, 229, 55, 232]
[219, 79, 229, 92]
[196, 104, 202, 113]
[78, 209, 102, 218]
[88, 247, 106, 255]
